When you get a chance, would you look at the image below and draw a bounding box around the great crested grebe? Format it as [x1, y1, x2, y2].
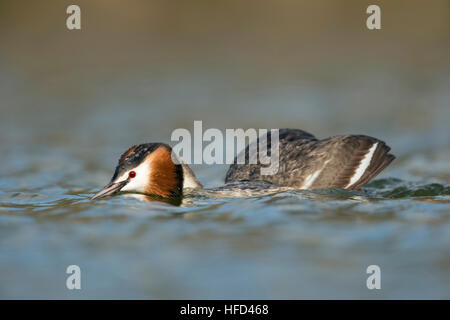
[92, 129, 395, 202]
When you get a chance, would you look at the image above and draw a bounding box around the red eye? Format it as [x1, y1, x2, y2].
[129, 171, 136, 178]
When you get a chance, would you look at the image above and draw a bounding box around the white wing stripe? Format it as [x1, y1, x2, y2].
[301, 159, 330, 189]
[345, 142, 378, 188]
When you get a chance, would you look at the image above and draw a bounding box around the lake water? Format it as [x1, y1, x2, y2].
[0, 1, 449, 299]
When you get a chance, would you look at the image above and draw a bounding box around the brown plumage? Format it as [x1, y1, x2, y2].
[92, 143, 184, 202]
[225, 129, 395, 190]
[145, 146, 183, 198]
[349, 141, 395, 190]
[92, 129, 395, 203]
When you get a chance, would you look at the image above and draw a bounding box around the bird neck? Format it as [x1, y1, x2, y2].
[145, 146, 184, 199]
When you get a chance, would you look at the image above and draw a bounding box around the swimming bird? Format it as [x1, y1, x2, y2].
[91, 129, 395, 202]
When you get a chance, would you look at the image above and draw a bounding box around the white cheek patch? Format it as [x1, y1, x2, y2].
[114, 160, 151, 193]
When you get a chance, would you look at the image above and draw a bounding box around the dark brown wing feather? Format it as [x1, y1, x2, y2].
[225, 128, 318, 186]
[309, 135, 395, 189]
[225, 130, 395, 190]
[346, 142, 395, 190]
[311, 135, 378, 189]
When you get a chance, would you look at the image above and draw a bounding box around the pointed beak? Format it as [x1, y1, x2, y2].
[91, 179, 129, 200]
